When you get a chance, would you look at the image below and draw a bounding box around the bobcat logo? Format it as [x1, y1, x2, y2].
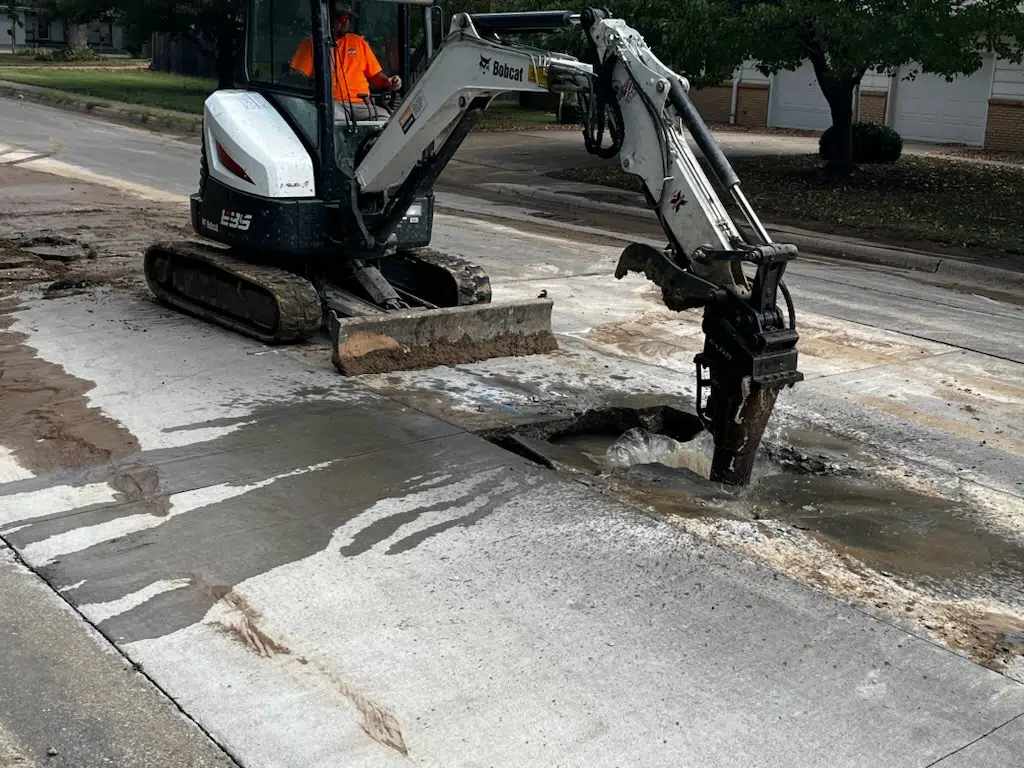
[479, 55, 491, 71]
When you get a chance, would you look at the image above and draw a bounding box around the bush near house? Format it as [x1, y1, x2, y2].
[819, 121, 903, 164]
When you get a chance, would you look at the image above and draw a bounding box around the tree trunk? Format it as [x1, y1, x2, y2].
[215, 19, 236, 90]
[823, 82, 856, 176]
[67, 22, 89, 48]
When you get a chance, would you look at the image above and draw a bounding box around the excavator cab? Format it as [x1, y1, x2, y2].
[244, 0, 441, 235]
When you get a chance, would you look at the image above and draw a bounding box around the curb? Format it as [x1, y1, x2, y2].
[0, 81, 202, 135]
[484, 183, 1024, 291]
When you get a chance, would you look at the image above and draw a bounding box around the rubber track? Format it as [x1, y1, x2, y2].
[144, 241, 323, 344]
[393, 247, 492, 307]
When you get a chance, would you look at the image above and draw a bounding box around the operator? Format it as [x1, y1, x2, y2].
[289, 1, 402, 121]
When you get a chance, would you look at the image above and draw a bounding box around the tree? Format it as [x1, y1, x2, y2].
[467, 0, 747, 90]
[734, 0, 1024, 174]
[24, 0, 110, 55]
[1, 4, 24, 53]
[116, 0, 243, 87]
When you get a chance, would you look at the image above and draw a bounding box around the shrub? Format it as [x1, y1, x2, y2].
[819, 120, 903, 164]
[558, 96, 583, 125]
[52, 45, 98, 62]
[24, 46, 56, 60]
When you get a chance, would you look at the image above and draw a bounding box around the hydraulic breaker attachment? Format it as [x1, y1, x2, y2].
[329, 299, 558, 376]
[616, 241, 803, 486]
[693, 244, 802, 485]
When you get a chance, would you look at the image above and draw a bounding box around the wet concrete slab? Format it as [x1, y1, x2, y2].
[3, 288, 1024, 767]
[3, 159, 1024, 765]
[110, 476, 1024, 768]
[14, 429, 522, 645]
[0, 545, 235, 768]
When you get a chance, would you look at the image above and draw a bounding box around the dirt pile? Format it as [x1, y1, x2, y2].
[0, 165, 192, 297]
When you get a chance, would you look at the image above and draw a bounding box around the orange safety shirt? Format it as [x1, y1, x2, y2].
[290, 33, 382, 103]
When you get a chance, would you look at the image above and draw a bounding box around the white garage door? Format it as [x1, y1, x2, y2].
[0, 14, 13, 49]
[892, 58, 993, 146]
[768, 61, 833, 131]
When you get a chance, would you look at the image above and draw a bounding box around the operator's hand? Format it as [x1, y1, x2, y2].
[389, 74, 402, 90]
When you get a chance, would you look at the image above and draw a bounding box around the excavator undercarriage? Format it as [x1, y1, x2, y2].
[142, 2, 803, 486]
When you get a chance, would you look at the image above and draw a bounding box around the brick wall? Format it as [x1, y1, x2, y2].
[735, 83, 769, 127]
[689, 84, 732, 123]
[984, 99, 1024, 152]
[859, 91, 887, 124]
[688, 82, 769, 126]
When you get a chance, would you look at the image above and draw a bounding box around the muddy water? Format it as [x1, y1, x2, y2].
[540, 426, 1024, 596]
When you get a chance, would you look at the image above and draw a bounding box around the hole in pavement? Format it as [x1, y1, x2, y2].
[477, 404, 706, 476]
[477, 406, 1024, 597]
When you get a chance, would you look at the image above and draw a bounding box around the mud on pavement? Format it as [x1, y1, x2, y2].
[2, 163, 1023, 682]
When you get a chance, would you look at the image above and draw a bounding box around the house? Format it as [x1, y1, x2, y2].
[1, 7, 125, 53]
[690, 55, 1024, 153]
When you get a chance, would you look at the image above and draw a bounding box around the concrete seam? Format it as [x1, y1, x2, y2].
[805, 309, 1024, 367]
[923, 710, 1024, 767]
[0, 535, 245, 768]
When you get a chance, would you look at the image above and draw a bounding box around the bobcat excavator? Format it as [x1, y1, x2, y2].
[143, 0, 803, 485]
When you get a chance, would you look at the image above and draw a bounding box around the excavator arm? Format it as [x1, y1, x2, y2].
[354, 7, 804, 486]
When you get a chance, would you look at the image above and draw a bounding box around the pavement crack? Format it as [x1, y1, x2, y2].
[923, 709, 1024, 766]
[200, 577, 411, 758]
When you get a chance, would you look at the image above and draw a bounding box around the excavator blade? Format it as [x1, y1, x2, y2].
[329, 299, 558, 376]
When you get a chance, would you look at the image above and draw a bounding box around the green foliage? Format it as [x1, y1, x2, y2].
[0, 67, 216, 112]
[819, 121, 903, 164]
[24, 0, 117, 26]
[440, 0, 746, 88]
[52, 44, 98, 60]
[736, 0, 1024, 83]
[728, 0, 1024, 170]
[557, 93, 583, 124]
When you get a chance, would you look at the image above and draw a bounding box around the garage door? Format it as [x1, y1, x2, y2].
[892, 58, 993, 146]
[768, 61, 833, 131]
[0, 14, 12, 49]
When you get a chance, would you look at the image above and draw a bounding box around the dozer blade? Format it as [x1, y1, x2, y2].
[144, 241, 322, 344]
[329, 299, 558, 375]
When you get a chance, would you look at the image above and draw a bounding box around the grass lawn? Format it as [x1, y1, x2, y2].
[0, 67, 573, 131]
[0, 53, 144, 67]
[550, 154, 1024, 256]
[0, 67, 215, 113]
[477, 101, 579, 132]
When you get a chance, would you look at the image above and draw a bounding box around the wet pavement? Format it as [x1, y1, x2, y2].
[2, 103, 1024, 765]
[2, 290, 1023, 766]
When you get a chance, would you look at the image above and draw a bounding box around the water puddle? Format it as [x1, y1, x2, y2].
[481, 406, 1024, 595]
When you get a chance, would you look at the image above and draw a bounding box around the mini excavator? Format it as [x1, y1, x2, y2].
[143, 0, 803, 485]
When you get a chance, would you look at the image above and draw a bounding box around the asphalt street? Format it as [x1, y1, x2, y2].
[2, 96, 1024, 767]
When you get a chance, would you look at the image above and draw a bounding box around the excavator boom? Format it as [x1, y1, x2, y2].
[354, 7, 801, 484]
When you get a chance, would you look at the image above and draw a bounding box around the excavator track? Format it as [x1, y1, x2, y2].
[380, 247, 492, 308]
[144, 241, 323, 344]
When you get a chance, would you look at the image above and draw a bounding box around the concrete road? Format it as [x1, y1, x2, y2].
[2, 96, 1024, 766]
